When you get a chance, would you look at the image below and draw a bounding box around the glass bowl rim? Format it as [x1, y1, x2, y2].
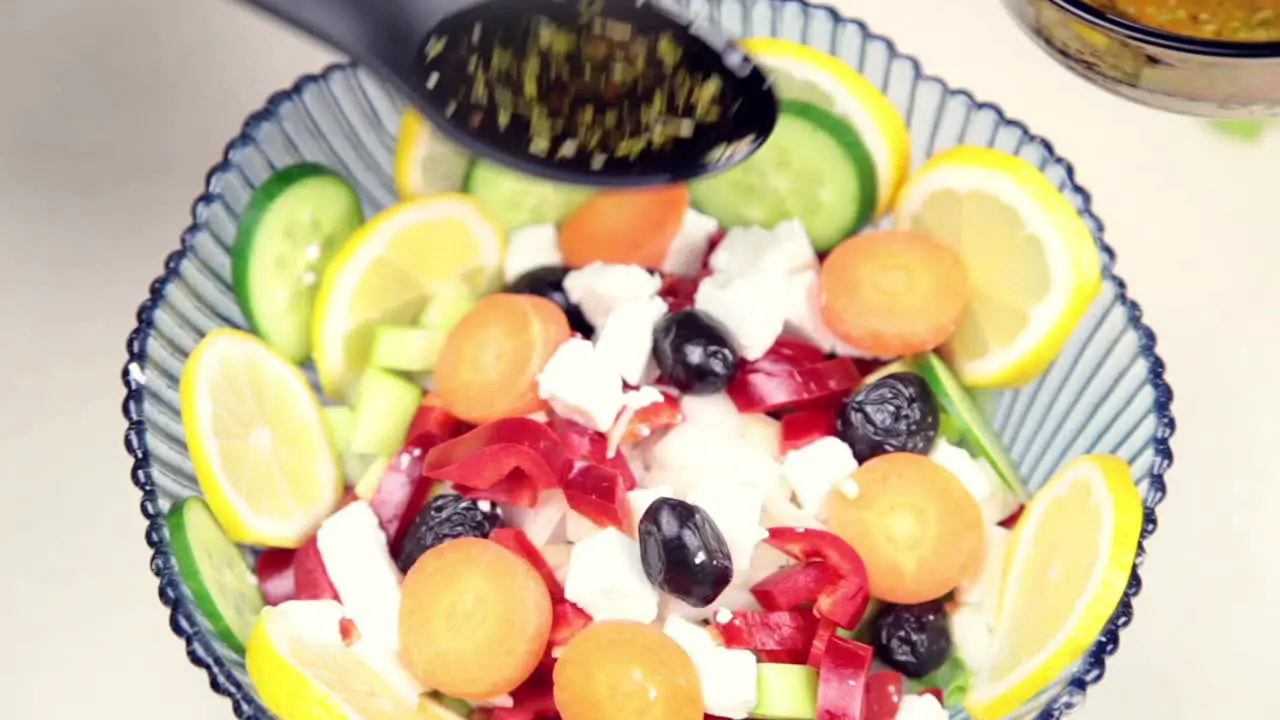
[1039, 0, 1280, 58]
[119, 3, 1175, 717]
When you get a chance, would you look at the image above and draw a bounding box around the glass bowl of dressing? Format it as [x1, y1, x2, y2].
[1003, 0, 1280, 117]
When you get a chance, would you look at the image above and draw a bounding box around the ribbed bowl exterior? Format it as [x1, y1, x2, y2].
[120, 1, 1174, 718]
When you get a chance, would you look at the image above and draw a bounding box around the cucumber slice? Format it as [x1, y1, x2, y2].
[752, 663, 819, 719]
[322, 405, 355, 454]
[429, 693, 473, 717]
[690, 100, 876, 252]
[353, 455, 392, 499]
[350, 368, 424, 456]
[910, 352, 1028, 501]
[166, 497, 264, 655]
[369, 325, 447, 373]
[464, 159, 594, 232]
[419, 280, 479, 331]
[232, 164, 363, 363]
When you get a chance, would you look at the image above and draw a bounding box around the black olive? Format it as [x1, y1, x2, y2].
[637, 497, 734, 607]
[652, 309, 739, 395]
[837, 372, 939, 463]
[394, 494, 502, 573]
[506, 266, 595, 337]
[871, 600, 952, 679]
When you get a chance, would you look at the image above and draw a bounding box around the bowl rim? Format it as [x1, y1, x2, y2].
[1041, 0, 1280, 58]
[120, 2, 1175, 718]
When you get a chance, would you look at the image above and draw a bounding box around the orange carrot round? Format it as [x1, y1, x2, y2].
[399, 538, 553, 699]
[819, 230, 968, 357]
[433, 293, 570, 424]
[558, 184, 689, 269]
[554, 620, 702, 720]
[827, 452, 984, 604]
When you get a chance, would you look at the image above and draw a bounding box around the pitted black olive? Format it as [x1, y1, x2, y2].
[652, 309, 740, 395]
[394, 494, 503, 573]
[506, 266, 595, 337]
[871, 600, 952, 678]
[837, 371, 939, 462]
[637, 497, 734, 607]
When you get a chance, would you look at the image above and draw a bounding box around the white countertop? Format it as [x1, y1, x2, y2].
[0, 0, 1275, 717]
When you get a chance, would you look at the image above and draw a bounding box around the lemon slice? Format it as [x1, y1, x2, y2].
[965, 454, 1142, 720]
[393, 108, 472, 200]
[180, 328, 342, 548]
[246, 600, 457, 720]
[739, 36, 911, 219]
[312, 194, 505, 402]
[894, 146, 1102, 388]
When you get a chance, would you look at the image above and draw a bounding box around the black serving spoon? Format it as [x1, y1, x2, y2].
[235, 0, 780, 186]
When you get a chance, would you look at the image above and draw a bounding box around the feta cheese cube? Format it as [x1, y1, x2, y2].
[708, 218, 818, 278]
[315, 500, 403, 652]
[563, 262, 662, 329]
[663, 209, 721, 276]
[662, 616, 759, 719]
[647, 423, 784, 494]
[503, 224, 564, 283]
[564, 527, 659, 623]
[929, 439, 1020, 525]
[783, 270, 861, 356]
[694, 272, 788, 361]
[949, 604, 995, 678]
[594, 295, 669, 386]
[679, 393, 744, 436]
[781, 436, 859, 518]
[738, 413, 782, 462]
[537, 338, 625, 431]
[895, 692, 950, 720]
[685, 483, 768, 575]
[565, 509, 604, 543]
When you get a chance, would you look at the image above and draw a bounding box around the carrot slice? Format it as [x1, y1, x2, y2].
[554, 620, 703, 720]
[826, 452, 984, 604]
[434, 293, 571, 424]
[558, 184, 690, 269]
[819, 230, 968, 357]
[399, 537, 553, 700]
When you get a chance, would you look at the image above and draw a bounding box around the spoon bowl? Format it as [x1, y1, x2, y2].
[238, 0, 779, 185]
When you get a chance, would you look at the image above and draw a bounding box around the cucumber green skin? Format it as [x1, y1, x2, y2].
[165, 497, 263, 656]
[910, 353, 1029, 501]
[689, 99, 878, 252]
[232, 163, 363, 363]
[463, 159, 595, 232]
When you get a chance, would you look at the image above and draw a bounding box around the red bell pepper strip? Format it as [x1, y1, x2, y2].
[713, 610, 819, 655]
[815, 574, 872, 630]
[620, 391, 684, 444]
[780, 409, 839, 453]
[292, 534, 340, 602]
[999, 505, 1025, 529]
[863, 671, 905, 720]
[658, 273, 704, 313]
[755, 648, 812, 664]
[459, 468, 541, 508]
[489, 527, 564, 601]
[807, 617, 838, 668]
[547, 416, 638, 490]
[372, 433, 443, 551]
[423, 418, 569, 490]
[405, 400, 472, 443]
[548, 601, 592, 655]
[255, 548, 297, 606]
[766, 528, 872, 629]
[754, 335, 830, 373]
[728, 358, 862, 414]
[751, 562, 841, 611]
[562, 462, 630, 530]
[816, 636, 875, 720]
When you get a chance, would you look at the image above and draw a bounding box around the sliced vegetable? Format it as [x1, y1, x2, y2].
[816, 636, 875, 720]
[752, 663, 820, 720]
[400, 538, 553, 700]
[689, 100, 877, 252]
[780, 410, 839, 454]
[232, 163, 363, 363]
[827, 453, 985, 604]
[714, 610, 819, 662]
[423, 418, 569, 494]
[430, 693, 475, 718]
[807, 618, 838, 668]
[562, 463, 630, 531]
[352, 456, 390, 500]
[464, 158, 595, 232]
[764, 528, 872, 629]
[619, 391, 684, 444]
[292, 534, 339, 602]
[751, 562, 841, 611]
[554, 621, 703, 720]
[490, 527, 565, 601]
[348, 368, 424, 457]
[166, 497, 264, 655]
[370, 434, 438, 551]
[558, 184, 690, 269]
[863, 671, 905, 720]
[321, 405, 355, 454]
[910, 352, 1027, 501]
[368, 324, 447, 373]
[728, 358, 862, 414]
[819, 230, 968, 358]
[434, 293, 572, 423]
[547, 416, 638, 490]
[418, 280, 480, 330]
[254, 547, 297, 607]
[405, 400, 471, 444]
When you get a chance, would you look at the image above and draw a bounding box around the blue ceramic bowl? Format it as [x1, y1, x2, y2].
[120, 1, 1174, 717]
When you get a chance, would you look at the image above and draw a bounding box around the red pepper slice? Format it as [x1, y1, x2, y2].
[547, 416, 638, 490]
[658, 273, 704, 313]
[255, 548, 297, 606]
[292, 534, 340, 602]
[815, 574, 872, 630]
[728, 358, 862, 414]
[755, 648, 812, 664]
[780, 409, 839, 453]
[489, 527, 565, 601]
[620, 391, 684, 444]
[766, 528, 872, 629]
[405, 400, 472, 443]
[373, 433, 444, 551]
[753, 335, 830, 374]
[458, 468, 541, 508]
[807, 617, 838, 668]
[548, 601, 592, 654]
[999, 505, 1025, 529]
[562, 462, 630, 530]
[713, 610, 819, 656]
[424, 418, 568, 491]
[817, 636, 875, 720]
[863, 671, 905, 720]
[751, 562, 841, 611]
